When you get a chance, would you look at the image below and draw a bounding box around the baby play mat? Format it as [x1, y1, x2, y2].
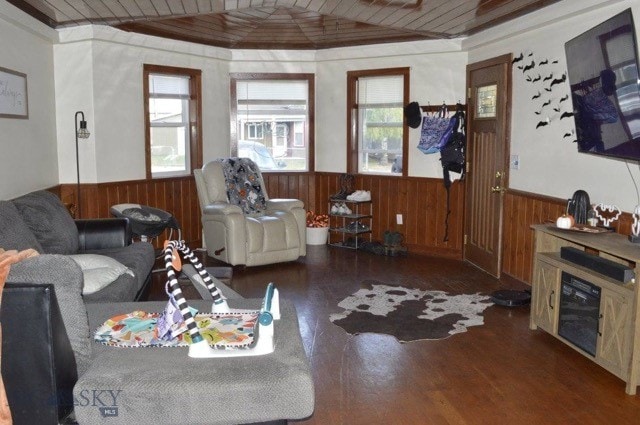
[95, 310, 260, 348]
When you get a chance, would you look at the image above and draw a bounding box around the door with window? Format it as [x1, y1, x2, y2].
[464, 54, 512, 277]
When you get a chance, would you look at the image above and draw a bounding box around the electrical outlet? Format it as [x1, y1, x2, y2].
[396, 214, 403, 225]
[510, 154, 520, 170]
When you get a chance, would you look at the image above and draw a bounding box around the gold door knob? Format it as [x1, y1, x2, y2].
[491, 186, 506, 193]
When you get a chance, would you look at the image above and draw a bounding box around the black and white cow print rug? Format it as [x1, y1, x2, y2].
[330, 280, 493, 342]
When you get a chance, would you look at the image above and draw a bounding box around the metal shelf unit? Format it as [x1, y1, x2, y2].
[328, 199, 372, 249]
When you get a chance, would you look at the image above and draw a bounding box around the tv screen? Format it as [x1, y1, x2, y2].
[565, 8, 640, 161]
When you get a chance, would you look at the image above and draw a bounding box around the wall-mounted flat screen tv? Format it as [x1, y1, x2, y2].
[565, 8, 640, 161]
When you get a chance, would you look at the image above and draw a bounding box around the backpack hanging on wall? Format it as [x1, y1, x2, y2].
[439, 105, 466, 242]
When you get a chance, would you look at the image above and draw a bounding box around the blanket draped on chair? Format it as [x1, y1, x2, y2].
[217, 158, 267, 215]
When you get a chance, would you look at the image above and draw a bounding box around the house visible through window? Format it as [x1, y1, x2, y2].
[231, 73, 314, 172]
[347, 68, 409, 175]
[144, 65, 202, 179]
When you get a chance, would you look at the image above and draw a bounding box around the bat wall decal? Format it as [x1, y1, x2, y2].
[526, 75, 532, 82]
[549, 73, 567, 88]
[542, 99, 552, 107]
[512, 53, 524, 64]
[560, 111, 575, 119]
[532, 91, 542, 100]
[559, 95, 569, 103]
[543, 74, 554, 82]
[523, 61, 535, 72]
[532, 74, 541, 82]
[539, 59, 549, 66]
[536, 120, 550, 129]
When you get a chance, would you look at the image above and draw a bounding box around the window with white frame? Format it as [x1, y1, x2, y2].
[144, 65, 202, 179]
[348, 68, 409, 175]
[231, 74, 314, 172]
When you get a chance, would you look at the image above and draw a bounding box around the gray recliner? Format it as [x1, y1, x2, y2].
[194, 158, 306, 267]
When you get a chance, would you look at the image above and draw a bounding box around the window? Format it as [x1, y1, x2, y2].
[144, 65, 202, 179]
[231, 73, 314, 172]
[347, 68, 409, 175]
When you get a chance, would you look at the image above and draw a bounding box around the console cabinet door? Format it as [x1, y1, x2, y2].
[597, 289, 631, 379]
[531, 260, 561, 334]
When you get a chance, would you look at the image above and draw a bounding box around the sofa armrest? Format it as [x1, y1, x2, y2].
[266, 199, 304, 212]
[76, 218, 132, 251]
[202, 202, 243, 217]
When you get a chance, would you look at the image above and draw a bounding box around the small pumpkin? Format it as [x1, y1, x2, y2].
[556, 214, 575, 229]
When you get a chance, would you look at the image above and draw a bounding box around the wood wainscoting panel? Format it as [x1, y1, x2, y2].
[502, 189, 635, 285]
[60, 172, 465, 257]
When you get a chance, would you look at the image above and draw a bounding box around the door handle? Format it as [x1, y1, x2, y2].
[491, 186, 506, 193]
[495, 171, 504, 179]
[548, 290, 555, 309]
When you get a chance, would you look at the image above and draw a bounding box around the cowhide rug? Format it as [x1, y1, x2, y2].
[329, 280, 493, 342]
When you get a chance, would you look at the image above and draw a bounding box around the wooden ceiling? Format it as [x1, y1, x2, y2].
[8, 0, 562, 49]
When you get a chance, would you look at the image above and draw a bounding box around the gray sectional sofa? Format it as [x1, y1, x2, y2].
[1, 190, 155, 301]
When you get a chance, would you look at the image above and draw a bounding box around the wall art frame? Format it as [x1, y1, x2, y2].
[0, 66, 28, 119]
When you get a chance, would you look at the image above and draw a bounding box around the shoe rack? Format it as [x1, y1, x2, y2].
[328, 198, 372, 249]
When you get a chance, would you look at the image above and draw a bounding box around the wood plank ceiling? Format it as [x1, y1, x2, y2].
[8, 0, 562, 49]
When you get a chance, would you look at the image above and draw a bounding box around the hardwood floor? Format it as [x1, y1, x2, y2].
[149, 247, 640, 424]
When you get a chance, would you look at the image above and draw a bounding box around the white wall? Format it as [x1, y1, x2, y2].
[464, 0, 640, 212]
[315, 40, 466, 175]
[55, 26, 232, 183]
[0, 1, 57, 199]
[5, 0, 640, 212]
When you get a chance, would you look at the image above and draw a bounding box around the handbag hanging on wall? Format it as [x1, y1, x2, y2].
[417, 104, 458, 154]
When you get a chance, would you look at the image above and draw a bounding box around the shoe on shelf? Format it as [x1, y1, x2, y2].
[343, 204, 352, 215]
[331, 204, 339, 214]
[347, 190, 371, 202]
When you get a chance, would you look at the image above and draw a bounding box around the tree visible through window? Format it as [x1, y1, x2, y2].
[144, 64, 202, 179]
[347, 68, 409, 175]
[230, 73, 314, 172]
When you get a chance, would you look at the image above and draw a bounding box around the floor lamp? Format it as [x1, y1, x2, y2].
[75, 111, 90, 218]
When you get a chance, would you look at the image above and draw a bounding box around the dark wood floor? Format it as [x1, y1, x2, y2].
[150, 246, 640, 424]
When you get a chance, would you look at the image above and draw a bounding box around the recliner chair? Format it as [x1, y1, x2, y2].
[194, 158, 306, 266]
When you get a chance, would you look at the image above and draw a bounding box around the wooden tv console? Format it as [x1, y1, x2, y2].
[530, 224, 640, 395]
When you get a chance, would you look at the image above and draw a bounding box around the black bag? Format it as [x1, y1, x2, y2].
[439, 106, 466, 242]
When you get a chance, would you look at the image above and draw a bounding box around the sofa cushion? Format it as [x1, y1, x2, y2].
[12, 191, 79, 255]
[6, 254, 92, 376]
[0, 201, 44, 253]
[84, 242, 155, 293]
[70, 254, 134, 295]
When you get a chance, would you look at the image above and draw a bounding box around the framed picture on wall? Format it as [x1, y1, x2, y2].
[0, 66, 28, 119]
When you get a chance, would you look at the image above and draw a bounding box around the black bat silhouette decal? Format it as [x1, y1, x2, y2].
[536, 120, 549, 129]
[560, 111, 575, 120]
[563, 132, 573, 138]
[535, 110, 542, 115]
[512, 53, 524, 64]
[539, 59, 549, 66]
[559, 95, 569, 103]
[526, 75, 532, 82]
[543, 74, 554, 82]
[523, 61, 535, 72]
[549, 73, 567, 88]
[542, 99, 552, 108]
[545, 88, 553, 92]
[554, 107, 561, 112]
[552, 60, 559, 64]
[528, 52, 534, 57]
[518, 65, 524, 70]
[532, 74, 541, 82]
[532, 91, 542, 100]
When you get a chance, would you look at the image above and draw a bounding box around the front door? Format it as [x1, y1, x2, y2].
[464, 54, 512, 277]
